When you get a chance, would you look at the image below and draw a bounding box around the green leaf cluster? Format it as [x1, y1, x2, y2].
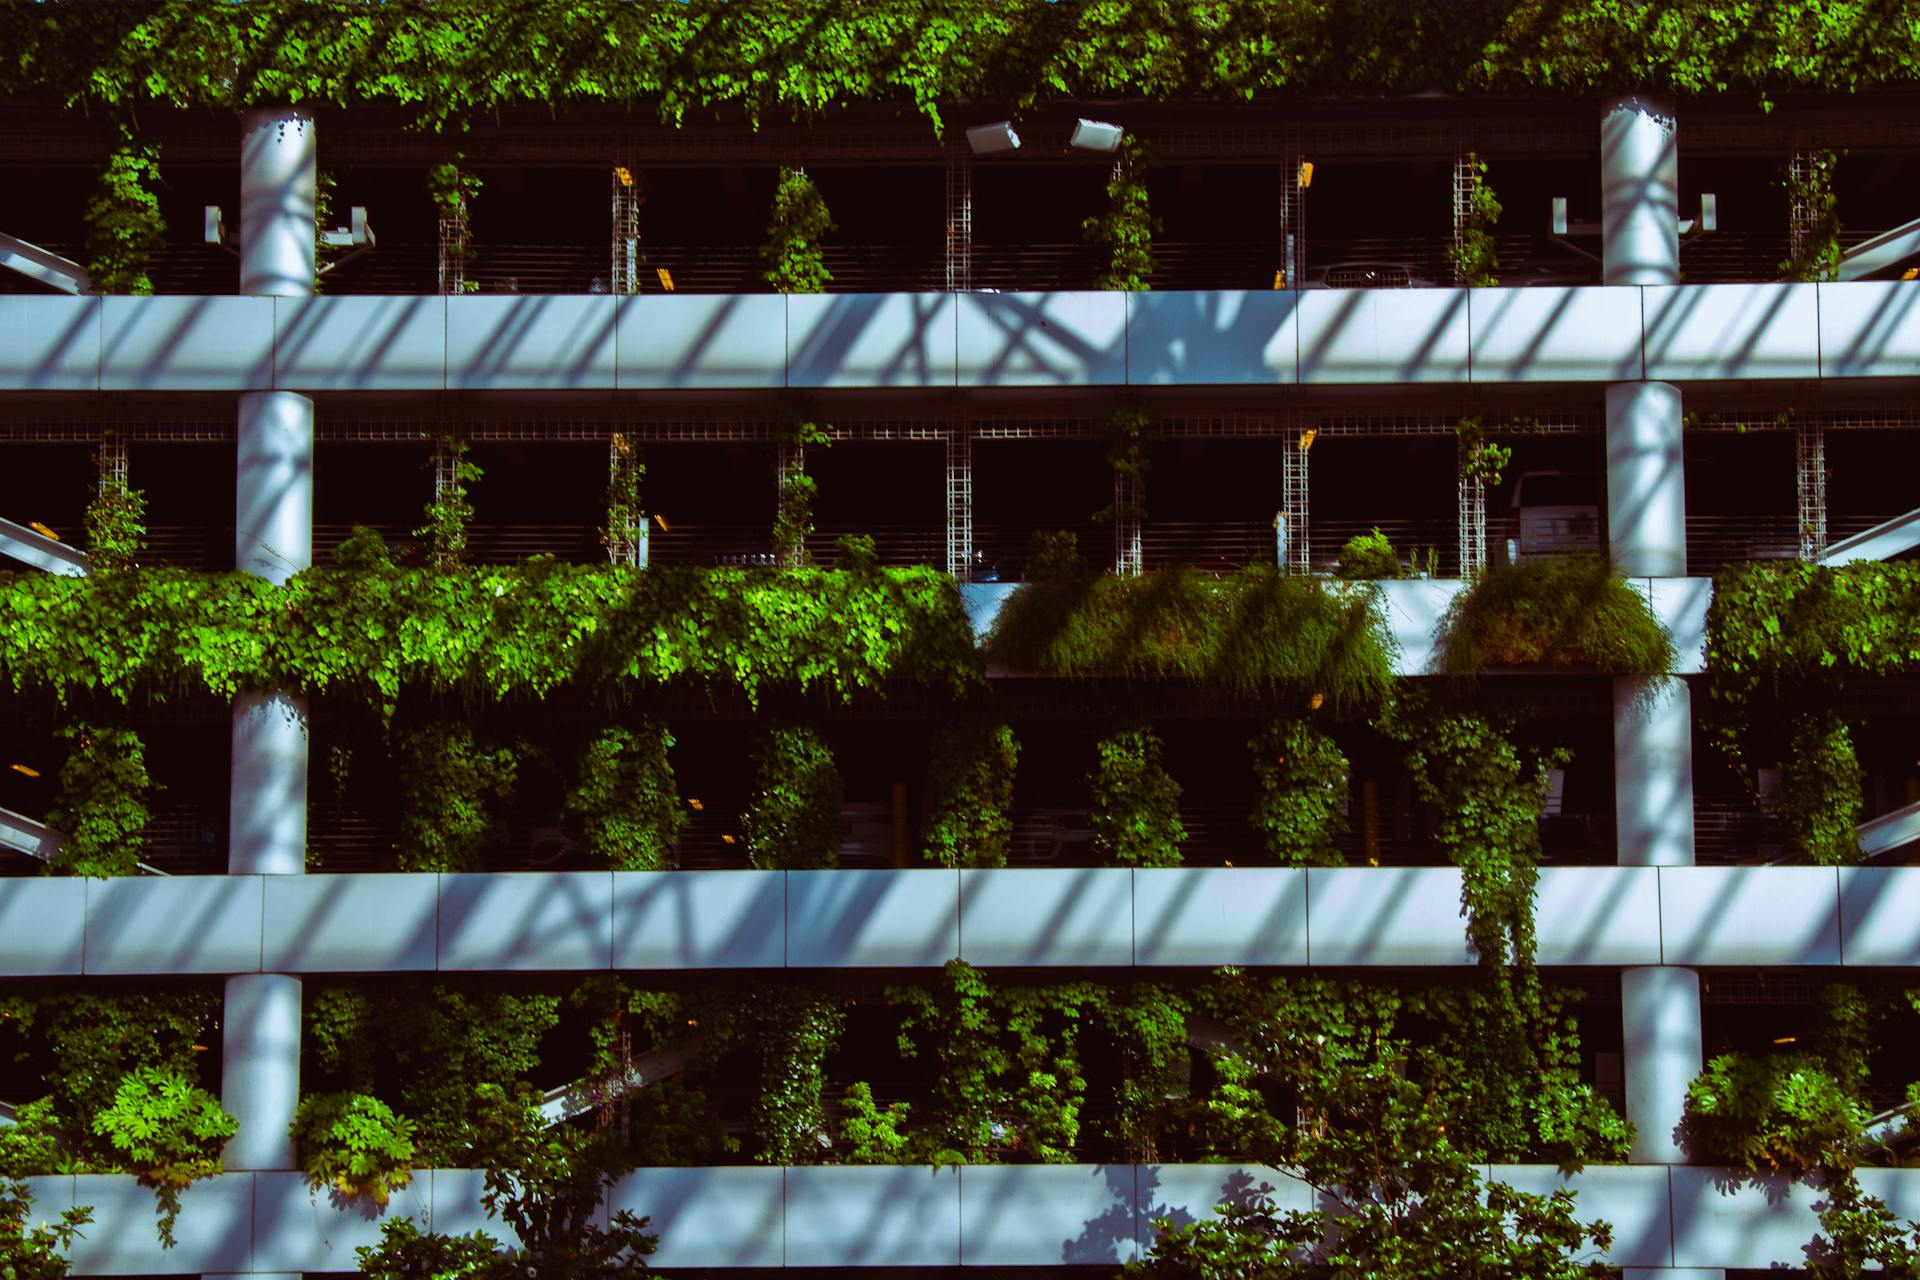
[415, 432, 482, 569]
[1780, 149, 1843, 282]
[290, 1091, 417, 1207]
[1439, 555, 1674, 675]
[1685, 1053, 1867, 1173]
[1248, 719, 1347, 867]
[394, 722, 517, 872]
[1084, 138, 1157, 292]
[1090, 724, 1186, 868]
[1445, 153, 1502, 287]
[1334, 527, 1401, 581]
[45, 723, 153, 877]
[743, 725, 842, 870]
[90, 1066, 236, 1249]
[762, 167, 834, 293]
[920, 722, 1018, 868]
[82, 130, 164, 296]
[0, 560, 979, 713]
[563, 722, 687, 871]
[988, 564, 1393, 709]
[83, 471, 147, 573]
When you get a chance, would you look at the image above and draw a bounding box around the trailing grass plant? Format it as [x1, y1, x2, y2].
[1438, 555, 1673, 675]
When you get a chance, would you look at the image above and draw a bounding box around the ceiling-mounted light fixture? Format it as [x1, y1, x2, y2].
[1069, 118, 1124, 153]
[964, 121, 1020, 155]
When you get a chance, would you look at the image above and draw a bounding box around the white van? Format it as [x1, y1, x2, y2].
[1501, 471, 1602, 563]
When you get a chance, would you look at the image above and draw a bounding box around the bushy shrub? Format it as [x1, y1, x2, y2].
[1335, 527, 1401, 580]
[91, 1067, 237, 1247]
[565, 723, 686, 871]
[743, 726, 841, 869]
[1684, 1052, 1867, 1173]
[292, 1091, 417, 1206]
[921, 723, 1018, 868]
[1248, 720, 1347, 866]
[1091, 726, 1185, 867]
[1439, 555, 1673, 675]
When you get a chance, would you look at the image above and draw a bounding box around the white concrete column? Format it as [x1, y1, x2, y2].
[224, 111, 313, 1225]
[239, 107, 316, 297]
[1613, 676, 1696, 868]
[1601, 95, 1678, 286]
[218, 973, 302, 1171]
[1606, 382, 1686, 579]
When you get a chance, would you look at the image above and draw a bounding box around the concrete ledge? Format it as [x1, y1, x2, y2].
[24, 1164, 1920, 1274]
[4, 285, 1914, 390]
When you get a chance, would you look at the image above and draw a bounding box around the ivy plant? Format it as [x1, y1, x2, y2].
[1445, 153, 1502, 287]
[82, 130, 164, 295]
[84, 464, 147, 572]
[394, 722, 517, 872]
[762, 167, 833, 293]
[1248, 719, 1347, 867]
[91, 1067, 237, 1249]
[1084, 138, 1157, 291]
[920, 722, 1018, 868]
[772, 468, 818, 568]
[45, 723, 153, 877]
[743, 726, 841, 870]
[1780, 149, 1843, 282]
[1334, 527, 1400, 581]
[1090, 725, 1185, 868]
[291, 1091, 417, 1207]
[1684, 1052, 1867, 1173]
[415, 430, 482, 569]
[564, 723, 687, 871]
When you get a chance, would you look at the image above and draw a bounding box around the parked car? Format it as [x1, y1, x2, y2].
[1500, 470, 1602, 563]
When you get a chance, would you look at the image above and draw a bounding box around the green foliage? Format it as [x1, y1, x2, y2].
[602, 432, 644, 562]
[1248, 719, 1347, 867]
[838, 1082, 914, 1164]
[564, 723, 687, 870]
[1781, 149, 1843, 282]
[416, 432, 482, 569]
[1807, 1172, 1920, 1280]
[357, 1083, 657, 1279]
[988, 565, 1394, 708]
[1084, 139, 1157, 291]
[920, 722, 1018, 868]
[84, 469, 147, 572]
[394, 722, 517, 872]
[891, 961, 1093, 1164]
[743, 726, 841, 870]
[17, 3, 1914, 128]
[1782, 711, 1865, 865]
[1097, 984, 1193, 1162]
[0, 1138, 91, 1280]
[762, 167, 834, 293]
[1684, 1052, 1868, 1173]
[1090, 725, 1185, 868]
[1334, 527, 1400, 581]
[1439, 555, 1674, 674]
[772, 468, 818, 568]
[333, 523, 394, 570]
[291, 1091, 417, 1207]
[427, 160, 483, 213]
[82, 131, 164, 295]
[1445, 153, 1502, 287]
[835, 532, 879, 573]
[91, 1067, 236, 1249]
[45, 723, 152, 877]
[1454, 416, 1515, 489]
[0, 563, 979, 714]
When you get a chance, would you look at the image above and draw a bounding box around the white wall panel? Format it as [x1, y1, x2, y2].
[1818, 280, 1920, 378]
[961, 1164, 1138, 1266]
[102, 296, 273, 390]
[83, 875, 262, 975]
[1838, 866, 1920, 965]
[261, 872, 438, 972]
[274, 296, 446, 389]
[957, 292, 1126, 385]
[785, 1166, 960, 1266]
[1297, 288, 1470, 383]
[615, 293, 786, 388]
[611, 871, 785, 969]
[427, 1167, 528, 1246]
[610, 1166, 784, 1268]
[787, 292, 956, 387]
[0, 296, 98, 389]
[1668, 1167, 1820, 1270]
[1132, 867, 1308, 966]
[0, 876, 86, 975]
[1659, 866, 1841, 965]
[1643, 283, 1819, 380]
[1489, 1164, 1672, 1268]
[1376, 578, 1461, 674]
[65, 1172, 255, 1275]
[1125, 291, 1297, 384]
[1469, 286, 1643, 382]
[250, 1170, 429, 1272]
[446, 294, 616, 388]
[1307, 867, 1475, 965]
[959, 867, 1133, 967]
[1534, 867, 1662, 966]
[786, 869, 958, 967]
[437, 871, 613, 971]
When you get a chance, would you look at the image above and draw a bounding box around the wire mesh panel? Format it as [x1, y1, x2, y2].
[1797, 416, 1828, 561]
[945, 428, 973, 579]
[1451, 151, 1477, 286]
[1458, 467, 1487, 578]
[1113, 467, 1143, 576]
[945, 148, 972, 292]
[1279, 150, 1308, 289]
[1278, 428, 1312, 574]
[611, 166, 642, 295]
[438, 183, 470, 295]
[606, 431, 645, 567]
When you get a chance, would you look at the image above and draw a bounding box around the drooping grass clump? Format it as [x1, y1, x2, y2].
[1439, 555, 1673, 676]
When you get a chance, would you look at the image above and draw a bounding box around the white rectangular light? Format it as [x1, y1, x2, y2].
[964, 121, 1020, 154]
[1069, 118, 1124, 153]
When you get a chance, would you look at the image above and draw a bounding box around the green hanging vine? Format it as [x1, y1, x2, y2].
[85, 442, 147, 572]
[1248, 718, 1348, 867]
[1089, 725, 1186, 868]
[743, 726, 842, 870]
[920, 722, 1019, 868]
[762, 167, 834, 293]
[82, 127, 165, 296]
[563, 722, 687, 871]
[45, 723, 153, 877]
[393, 723, 518, 873]
[416, 431, 482, 569]
[1445, 153, 1502, 287]
[1084, 137, 1158, 291]
[1779, 149, 1843, 282]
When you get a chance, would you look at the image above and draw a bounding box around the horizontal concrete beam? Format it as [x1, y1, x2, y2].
[1, 864, 1907, 977]
[22, 1163, 1919, 1274]
[2, 283, 1916, 391]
